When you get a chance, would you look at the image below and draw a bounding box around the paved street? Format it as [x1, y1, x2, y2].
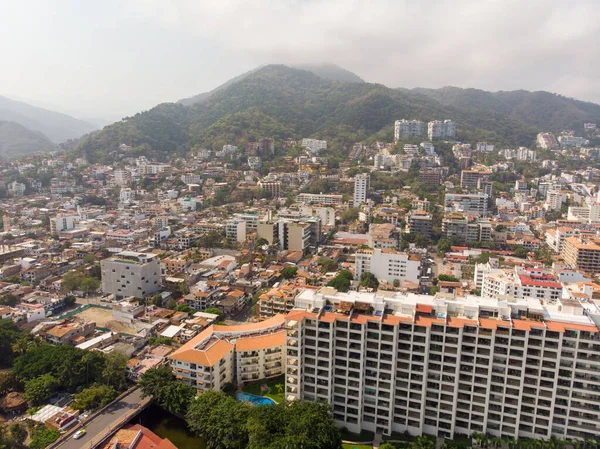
[53, 388, 150, 449]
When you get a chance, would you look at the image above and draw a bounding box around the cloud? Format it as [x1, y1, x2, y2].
[128, 0, 600, 102]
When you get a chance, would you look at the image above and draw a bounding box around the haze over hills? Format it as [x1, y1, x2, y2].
[0, 120, 55, 160]
[72, 64, 600, 163]
[0, 95, 97, 144]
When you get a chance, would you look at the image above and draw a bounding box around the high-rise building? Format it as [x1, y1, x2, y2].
[100, 251, 161, 298]
[444, 194, 489, 216]
[296, 193, 343, 205]
[562, 236, 600, 272]
[407, 210, 433, 239]
[226, 218, 247, 243]
[257, 180, 282, 198]
[460, 169, 491, 190]
[353, 174, 370, 206]
[442, 215, 492, 242]
[427, 120, 457, 140]
[285, 287, 600, 440]
[394, 120, 425, 140]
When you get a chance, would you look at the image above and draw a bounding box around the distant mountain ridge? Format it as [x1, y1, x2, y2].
[75, 64, 600, 163]
[0, 121, 54, 159]
[0, 95, 97, 143]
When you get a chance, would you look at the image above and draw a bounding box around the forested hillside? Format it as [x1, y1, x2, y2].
[75, 65, 600, 163]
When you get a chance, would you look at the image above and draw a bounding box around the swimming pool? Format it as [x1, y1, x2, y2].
[237, 392, 276, 406]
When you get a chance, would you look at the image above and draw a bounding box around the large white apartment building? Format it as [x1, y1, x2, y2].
[226, 218, 247, 243]
[301, 138, 327, 154]
[296, 193, 343, 205]
[169, 315, 286, 391]
[568, 203, 600, 224]
[394, 120, 425, 140]
[354, 174, 370, 206]
[355, 249, 422, 285]
[428, 120, 457, 140]
[445, 194, 488, 216]
[478, 266, 563, 302]
[100, 251, 161, 298]
[285, 287, 600, 441]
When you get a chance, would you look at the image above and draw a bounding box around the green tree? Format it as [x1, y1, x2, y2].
[513, 245, 529, 258]
[360, 272, 379, 290]
[24, 374, 59, 405]
[0, 320, 26, 368]
[139, 366, 195, 414]
[101, 352, 128, 391]
[281, 266, 298, 279]
[327, 270, 353, 292]
[317, 257, 338, 273]
[28, 424, 60, 449]
[381, 444, 397, 449]
[205, 307, 222, 317]
[186, 391, 250, 449]
[8, 423, 26, 445]
[282, 401, 342, 449]
[0, 294, 17, 307]
[438, 274, 460, 282]
[61, 268, 100, 294]
[72, 384, 118, 411]
[63, 295, 76, 307]
[437, 238, 451, 255]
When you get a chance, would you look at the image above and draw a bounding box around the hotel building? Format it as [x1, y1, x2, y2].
[169, 315, 286, 391]
[285, 287, 600, 441]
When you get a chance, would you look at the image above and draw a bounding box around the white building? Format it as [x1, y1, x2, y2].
[444, 193, 488, 215]
[226, 218, 247, 243]
[296, 193, 343, 205]
[353, 173, 370, 206]
[427, 120, 456, 140]
[568, 203, 600, 224]
[169, 315, 286, 392]
[301, 138, 327, 154]
[394, 120, 425, 140]
[355, 248, 421, 285]
[480, 267, 563, 302]
[119, 188, 134, 203]
[181, 173, 203, 185]
[285, 286, 600, 440]
[114, 169, 130, 185]
[247, 156, 262, 171]
[100, 251, 161, 298]
[49, 214, 79, 233]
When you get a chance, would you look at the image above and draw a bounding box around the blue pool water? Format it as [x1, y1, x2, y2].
[237, 392, 276, 406]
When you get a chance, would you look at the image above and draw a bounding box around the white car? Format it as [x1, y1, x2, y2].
[73, 429, 86, 440]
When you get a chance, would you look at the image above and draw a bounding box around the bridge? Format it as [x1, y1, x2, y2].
[49, 387, 152, 449]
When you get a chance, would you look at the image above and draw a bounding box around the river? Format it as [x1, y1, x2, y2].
[132, 404, 206, 449]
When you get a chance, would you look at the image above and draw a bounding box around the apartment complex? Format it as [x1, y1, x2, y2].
[562, 236, 600, 273]
[257, 180, 282, 198]
[355, 249, 421, 285]
[354, 174, 370, 206]
[480, 267, 563, 302]
[301, 138, 327, 154]
[445, 194, 488, 216]
[100, 251, 161, 298]
[296, 193, 343, 205]
[169, 315, 286, 391]
[428, 120, 457, 140]
[442, 216, 492, 242]
[407, 210, 433, 239]
[460, 169, 491, 190]
[394, 120, 425, 140]
[285, 286, 600, 440]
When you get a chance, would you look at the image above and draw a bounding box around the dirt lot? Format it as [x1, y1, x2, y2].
[74, 306, 137, 335]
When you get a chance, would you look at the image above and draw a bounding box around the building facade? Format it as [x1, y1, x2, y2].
[100, 251, 161, 298]
[394, 120, 425, 140]
[353, 174, 370, 206]
[355, 249, 421, 285]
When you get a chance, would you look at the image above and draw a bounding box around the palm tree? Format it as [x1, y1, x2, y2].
[412, 435, 435, 449]
[275, 383, 284, 395]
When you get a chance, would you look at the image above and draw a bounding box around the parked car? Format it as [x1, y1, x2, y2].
[73, 429, 86, 440]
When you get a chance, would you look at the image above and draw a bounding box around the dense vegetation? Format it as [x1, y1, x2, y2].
[74, 65, 600, 163]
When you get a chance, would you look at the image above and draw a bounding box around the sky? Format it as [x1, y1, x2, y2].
[1, 0, 599, 121]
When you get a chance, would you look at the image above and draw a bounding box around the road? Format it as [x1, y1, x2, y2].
[53, 388, 150, 449]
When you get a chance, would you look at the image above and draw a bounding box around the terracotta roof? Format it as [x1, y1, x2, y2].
[169, 338, 233, 367]
[416, 304, 433, 314]
[212, 314, 285, 333]
[545, 321, 598, 333]
[447, 317, 478, 328]
[235, 331, 286, 351]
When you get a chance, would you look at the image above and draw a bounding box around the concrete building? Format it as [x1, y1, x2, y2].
[257, 180, 281, 198]
[536, 132, 558, 149]
[480, 267, 563, 302]
[296, 193, 343, 205]
[353, 174, 370, 206]
[301, 138, 327, 154]
[280, 220, 312, 253]
[562, 236, 600, 273]
[444, 194, 488, 216]
[100, 251, 161, 298]
[49, 214, 79, 233]
[394, 120, 425, 140]
[568, 203, 600, 224]
[285, 286, 600, 440]
[460, 169, 491, 190]
[406, 211, 433, 239]
[355, 248, 421, 285]
[169, 315, 286, 391]
[226, 218, 247, 243]
[442, 216, 492, 242]
[427, 120, 456, 140]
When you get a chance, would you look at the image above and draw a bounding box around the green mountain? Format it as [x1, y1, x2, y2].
[76, 65, 600, 163]
[0, 121, 55, 159]
[0, 95, 97, 143]
[178, 64, 364, 107]
[412, 86, 600, 132]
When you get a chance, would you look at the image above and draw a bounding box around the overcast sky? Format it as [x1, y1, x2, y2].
[1, 0, 599, 121]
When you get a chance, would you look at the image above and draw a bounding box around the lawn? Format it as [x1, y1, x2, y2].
[340, 428, 375, 443]
[241, 375, 285, 403]
[342, 444, 372, 449]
